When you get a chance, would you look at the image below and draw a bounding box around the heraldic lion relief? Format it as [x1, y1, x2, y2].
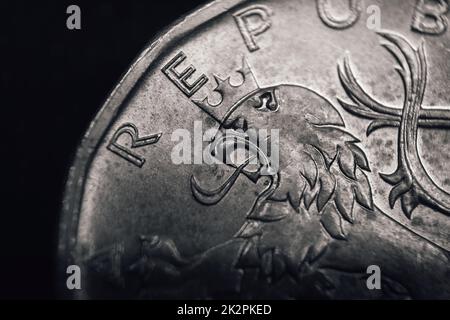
[78, 31, 450, 300]
[59, 0, 450, 300]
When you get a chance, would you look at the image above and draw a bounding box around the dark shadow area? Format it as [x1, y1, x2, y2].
[2, 0, 207, 299]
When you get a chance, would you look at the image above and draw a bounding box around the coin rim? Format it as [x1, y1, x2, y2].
[57, 0, 248, 297]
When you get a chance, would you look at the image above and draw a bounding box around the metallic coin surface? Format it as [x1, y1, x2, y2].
[59, 0, 450, 299]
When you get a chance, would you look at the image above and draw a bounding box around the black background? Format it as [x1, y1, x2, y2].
[2, 0, 206, 299]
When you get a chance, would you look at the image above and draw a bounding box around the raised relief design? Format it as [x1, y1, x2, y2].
[338, 31, 450, 218]
[91, 31, 450, 299]
[411, 0, 448, 35]
[316, 0, 362, 29]
[107, 123, 162, 167]
[233, 5, 272, 52]
[162, 51, 209, 97]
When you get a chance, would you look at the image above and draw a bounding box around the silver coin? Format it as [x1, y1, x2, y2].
[59, 0, 450, 299]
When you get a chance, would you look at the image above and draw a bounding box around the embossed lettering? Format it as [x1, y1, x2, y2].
[107, 123, 162, 167]
[66, 5, 81, 30]
[317, 0, 362, 29]
[411, 0, 448, 35]
[233, 5, 272, 52]
[162, 51, 208, 97]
